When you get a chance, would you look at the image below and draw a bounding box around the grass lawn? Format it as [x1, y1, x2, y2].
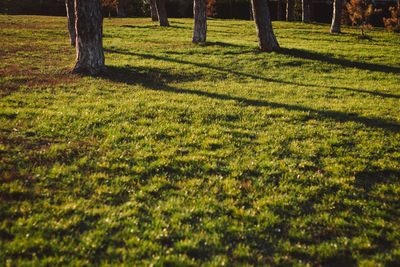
[0, 15, 399, 265]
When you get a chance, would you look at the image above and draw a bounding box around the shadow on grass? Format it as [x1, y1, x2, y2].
[201, 41, 251, 48]
[354, 168, 400, 190]
[102, 65, 400, 133]
[121, 24, 189, 30]
[121, 25, 158, 29]
[104, 47, 400, 100]
[278, 48, 400, 74]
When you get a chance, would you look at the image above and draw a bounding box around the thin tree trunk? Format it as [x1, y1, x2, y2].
[117, 0, 126, 17]
[302, 0, 311, 23]
[65, 0, 75, 46]
[150, 0, 158, 21]
[155, 0, 170, 27]
[72, 0, 105, 75]
[249, 1, 254, 21]
[193, 0, 207, 43]
[251, 0, 280, 52]
[330, 0, 342, 33]
[286, 0, 294, 21]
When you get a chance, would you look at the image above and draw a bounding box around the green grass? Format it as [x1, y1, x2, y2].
[1, 15, 400, 265]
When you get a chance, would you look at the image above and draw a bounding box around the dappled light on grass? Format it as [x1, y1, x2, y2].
[1, 15, 400, 266]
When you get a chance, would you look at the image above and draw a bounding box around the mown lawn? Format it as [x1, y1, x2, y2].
[0, 15, 399, 265]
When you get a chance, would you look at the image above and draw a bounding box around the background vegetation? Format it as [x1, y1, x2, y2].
[0, 15, 400, 265]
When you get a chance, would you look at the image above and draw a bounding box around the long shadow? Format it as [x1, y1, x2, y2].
[279, 48, 400, 74]
[121, 25, 158, 29]
[102, 65, 400, 133]
[121, 24, 189, 30]
[202, 41, 252, 48]
[104, 47, 400, 100]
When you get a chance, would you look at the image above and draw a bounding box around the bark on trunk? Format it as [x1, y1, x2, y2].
[286, 0, 294, 21]
[72, 0, 105, 75]
[66, 0, 75, 46]
[249, 1, 254, 21]
[117, 0, 126, 17]
[302, 0, 311, 23]
[193, 0, 207, 43]
[251, 0, 279, 52]
[150, 0, 158, 21]
[330, 0, 342, 33]
[155, 0, 170, 27]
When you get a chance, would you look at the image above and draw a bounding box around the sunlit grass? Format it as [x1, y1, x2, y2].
[0, 15, 399, 265]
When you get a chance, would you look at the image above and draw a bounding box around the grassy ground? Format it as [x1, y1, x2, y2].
[0, 15, 399, 265]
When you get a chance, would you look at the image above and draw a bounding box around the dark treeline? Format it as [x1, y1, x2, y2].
[0, 0, 397, 27]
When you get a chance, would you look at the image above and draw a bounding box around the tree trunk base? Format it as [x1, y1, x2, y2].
[251, 0, 280, 52]
[156, 0, 170, 27]
[73, 0, 105, 76]
[71, 65, 106, 76]
[193, 0, 207, 43]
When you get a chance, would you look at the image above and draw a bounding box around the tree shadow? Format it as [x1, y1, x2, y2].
[121, 25, 158, 29]
[354, 168, 400, 190]
[101, 65, 204, 86]
[101, 65, 400, 133]
[121, 24, 189, 30]
[201, 41, 252, 48]
[279, 48, 400, 74]
[104, 47, 400, 100]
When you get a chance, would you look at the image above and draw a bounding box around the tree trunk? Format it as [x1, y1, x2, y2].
[72, 0, 105, 75]
[150, 0, 158, 21]
[249, 1, 254, 21]
[251, 0, 280, 52]
[302, 0, 311, 23]
[330, 0, 342, 33]
[286, 0, 294, 21]
[65, 0, 75, 46]
[117, 0, 126, 17]
[155, 0, 170, 27]
[193, 0, 207, 43]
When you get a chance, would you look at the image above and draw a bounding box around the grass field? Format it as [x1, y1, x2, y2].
[1, 15, 400, 265]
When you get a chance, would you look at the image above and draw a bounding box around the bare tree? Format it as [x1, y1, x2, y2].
[72, 0, 105, 75]
[65, 0, 75, 46]
[193, 0, 207, 43]
[302, 0, 311, 23]
[155, 0, 170, 26]
[286, 0, 294, 21]
[330, 0, 342, 33]
[150, 0, 158, 21]
[249, 1, 254, 20]
[251, 0, 280, 52]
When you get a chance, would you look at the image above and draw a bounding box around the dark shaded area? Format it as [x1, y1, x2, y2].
[0, 0, 66, 16]
[355, 168, 400, 190]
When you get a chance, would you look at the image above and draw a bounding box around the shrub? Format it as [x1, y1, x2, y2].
[207, 0, 218, 17]
[383, 5, 400, 32]
[102, 0, 119, 18]
[346, 0, 375, 38]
